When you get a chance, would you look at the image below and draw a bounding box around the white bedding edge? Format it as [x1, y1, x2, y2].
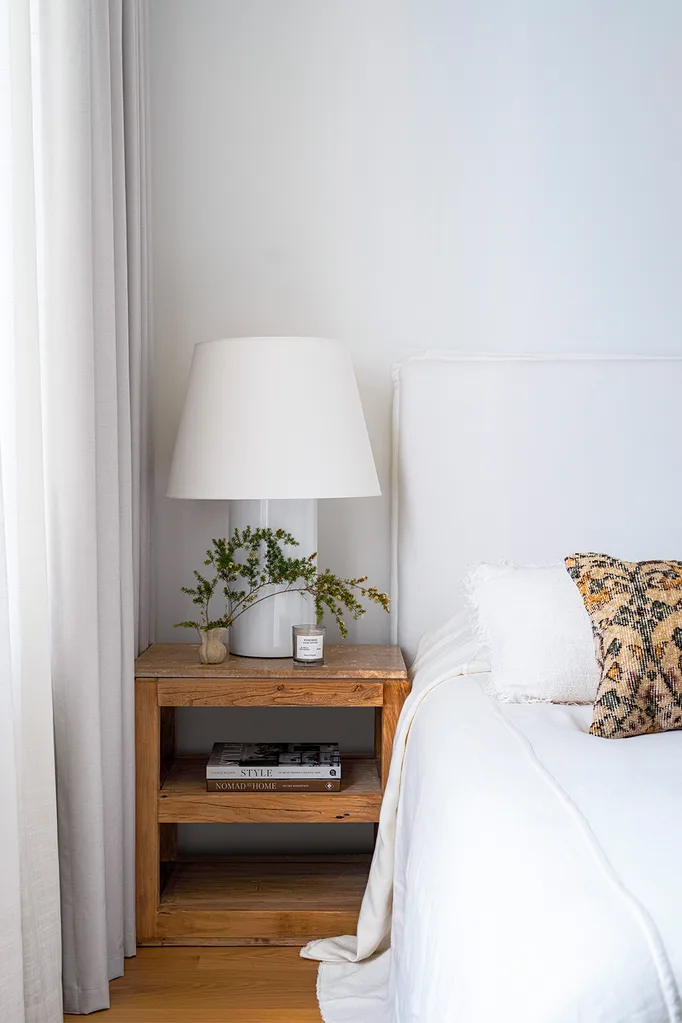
[301, 613, 488, 966]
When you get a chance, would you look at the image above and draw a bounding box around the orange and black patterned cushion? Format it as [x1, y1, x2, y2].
[565, 553, 682, 738]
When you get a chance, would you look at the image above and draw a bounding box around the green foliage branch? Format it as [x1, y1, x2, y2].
[175, 526, 390, 639]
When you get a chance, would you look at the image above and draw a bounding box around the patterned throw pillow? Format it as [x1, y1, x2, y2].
[565, 553, 682, 738]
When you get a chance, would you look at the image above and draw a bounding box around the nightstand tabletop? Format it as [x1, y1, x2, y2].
[135, 642, 407, 680]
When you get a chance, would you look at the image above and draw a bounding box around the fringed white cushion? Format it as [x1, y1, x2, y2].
[466, 562, 598, 704]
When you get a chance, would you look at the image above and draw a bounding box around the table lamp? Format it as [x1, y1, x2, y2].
[167, 337, 381, 657]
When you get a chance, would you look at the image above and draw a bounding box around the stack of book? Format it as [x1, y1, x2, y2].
[206, 742, 342, 792]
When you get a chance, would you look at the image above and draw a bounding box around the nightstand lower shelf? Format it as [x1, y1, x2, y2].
[144, 855, 370, 946]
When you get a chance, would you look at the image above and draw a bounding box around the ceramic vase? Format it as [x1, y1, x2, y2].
[198, 627, 228, 664]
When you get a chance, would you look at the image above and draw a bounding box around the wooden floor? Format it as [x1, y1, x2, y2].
[65, 947, 323, 1023]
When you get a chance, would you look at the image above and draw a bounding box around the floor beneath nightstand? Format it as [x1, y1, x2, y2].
[64, 947, 322, 1022]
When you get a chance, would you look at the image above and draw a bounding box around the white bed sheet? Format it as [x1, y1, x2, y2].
[303, 619, 682, 1023]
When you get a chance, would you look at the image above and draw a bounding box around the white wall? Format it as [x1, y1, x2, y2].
[151, 0, 682, 651]
[150, 0, 682, 854]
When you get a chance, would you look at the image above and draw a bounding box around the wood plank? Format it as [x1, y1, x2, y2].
[153, 909, 358, 944]
[135, 680, 161, 942]
[380, 680, 411, 792]
[167, 853, 368, 865]
[66, 946, 322, 1022]
[136, 642, 407, 679]
[157, 679, 383, 707]
[161, 859, 369, 910]
[151, 858, 368, 945]
[158, 757, 380, 823]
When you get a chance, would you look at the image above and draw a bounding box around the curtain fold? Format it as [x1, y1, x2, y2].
[36, 0, 151, 1012]
[0, 2, 63, 1020]
[125, 0, 154, 657]
[1, 0, 152, 1017]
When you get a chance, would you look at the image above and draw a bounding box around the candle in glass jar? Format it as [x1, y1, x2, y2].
[292, 624, 325, 666]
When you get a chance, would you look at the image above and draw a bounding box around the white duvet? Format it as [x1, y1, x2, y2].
[302, 616, 682, 1023]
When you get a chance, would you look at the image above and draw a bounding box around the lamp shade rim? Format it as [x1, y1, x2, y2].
[166, 484, 383, 500]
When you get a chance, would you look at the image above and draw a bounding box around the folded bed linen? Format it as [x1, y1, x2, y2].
[302, 616, 682, 1023]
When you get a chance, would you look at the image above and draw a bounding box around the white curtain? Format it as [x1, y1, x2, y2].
[0, 0, 152, 1018]
[0, 2, 63, 1020]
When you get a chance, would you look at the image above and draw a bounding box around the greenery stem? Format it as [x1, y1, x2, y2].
[175, 526, 390, 639]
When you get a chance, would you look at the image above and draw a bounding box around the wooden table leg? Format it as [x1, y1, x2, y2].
[136, 679, 160, 943]
[380, 681, 410, 792]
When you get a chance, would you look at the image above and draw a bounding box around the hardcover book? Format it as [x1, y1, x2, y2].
[206, 778, 341, 792]
[206, 742, 342, 779]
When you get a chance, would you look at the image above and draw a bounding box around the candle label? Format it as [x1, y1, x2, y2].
[295, 635, 324, 661]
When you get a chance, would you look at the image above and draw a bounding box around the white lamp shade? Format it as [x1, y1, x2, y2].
[167, 337, 381, 500]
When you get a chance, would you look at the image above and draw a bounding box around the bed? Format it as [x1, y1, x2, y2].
[303, 355, 682, 1023]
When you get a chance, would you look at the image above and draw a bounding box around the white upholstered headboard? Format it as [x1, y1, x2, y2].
[391, 353, 682, 661]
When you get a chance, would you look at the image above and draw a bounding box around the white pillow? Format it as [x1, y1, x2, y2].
[466, 563, 598, 703]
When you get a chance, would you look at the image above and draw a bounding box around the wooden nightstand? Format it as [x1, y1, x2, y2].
[135, 643, 409, 946]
